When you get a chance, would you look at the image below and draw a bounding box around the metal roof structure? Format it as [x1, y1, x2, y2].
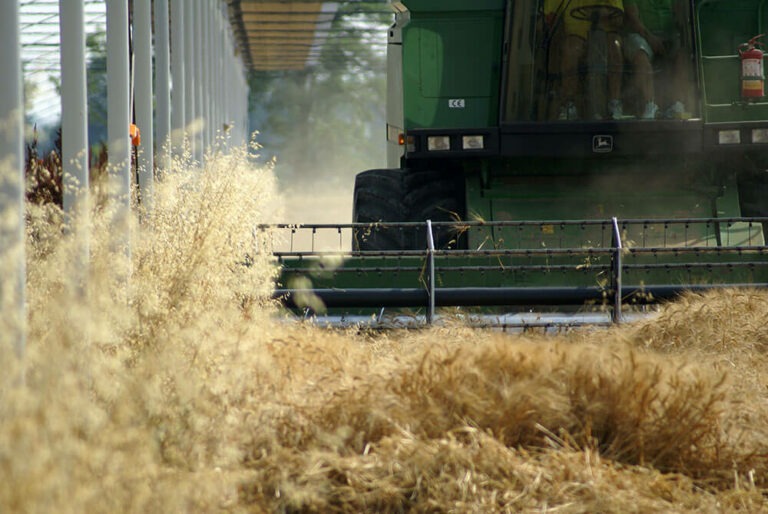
[227, 0, 390, 71]
[20, 1, 390, 126]
[20, 0, 107, 126]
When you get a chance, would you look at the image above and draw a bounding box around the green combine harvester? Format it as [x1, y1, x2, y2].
[267, 0, 768, 327]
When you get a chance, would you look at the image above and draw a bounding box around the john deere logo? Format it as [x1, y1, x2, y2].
[593, 135, 613, 153]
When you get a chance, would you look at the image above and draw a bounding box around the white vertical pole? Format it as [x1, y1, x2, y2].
[106, 0, 131, 261]
[170, 0, 185, 157]
[155, 0, 171, 172]
[59, 0, 90, 290]
[223, 26, 231, 141]
[210, 0, 217, 150]
[205, 0, 216, 151]
[184, 0, 196, 159]
[217, 2, 225, 147]
[134, 0, 153, 213]
[199, 0, 208, 155]
[212, 1, 219, 148]
[239, 60, 249, 146]
[194, 0, 204, 161]
[60, 0, 90, 217]
[0, 0, 26, 360]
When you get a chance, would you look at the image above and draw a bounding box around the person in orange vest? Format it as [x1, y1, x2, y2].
[130, 123, 141, 147]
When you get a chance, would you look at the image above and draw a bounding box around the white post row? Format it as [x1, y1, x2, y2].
[170, 0, 185, 157]
[106, 0, 131, 261]
[0, 0, 26, 360]
[155, 0, 171, 173]
[134, 0, 154, 213]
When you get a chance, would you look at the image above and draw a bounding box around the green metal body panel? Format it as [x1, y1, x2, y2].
[463, 155, 748, 249]
[394, 0, 768, 240]
[400, 1, 504, 129]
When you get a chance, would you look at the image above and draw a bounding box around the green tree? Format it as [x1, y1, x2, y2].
[248, 1, 390, 188]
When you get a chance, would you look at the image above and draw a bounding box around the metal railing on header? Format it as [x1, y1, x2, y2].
[262, 217, 768, 328]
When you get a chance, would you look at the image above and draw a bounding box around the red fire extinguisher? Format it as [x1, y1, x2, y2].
[739, 34, 765, 99]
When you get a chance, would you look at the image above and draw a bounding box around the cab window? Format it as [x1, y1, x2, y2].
[502, 0, 698, 122]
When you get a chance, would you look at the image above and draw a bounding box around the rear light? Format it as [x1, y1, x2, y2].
[427, 136, 450, 151]
[752, 128, 768, 143]
[462, 135, 484, 150]
[718, 130, 741, 144]
[398, 133, 405, 145]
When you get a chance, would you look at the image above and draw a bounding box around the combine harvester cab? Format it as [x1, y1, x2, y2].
[270, 0, 768, 328]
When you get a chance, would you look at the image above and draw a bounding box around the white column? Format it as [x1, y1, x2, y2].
[0, 0, 26, 360]
[239, 59, 249, 146]
[106, 0, 131, 259]
[134, 0, 153, 213]
[194, 0, 204, 161]
[184, 0, 196, 158]
[170, 0, 185, 157]
[155, 0, 171, 172]
[216, 2, 225, 147]
[200, 0, 208, 154]
[212, 2, 220, 148]
[60, 0, 89, 216]
[223, 25, 231, 140]
[59, 0, 90, 298]
[205, 0, 217, 151]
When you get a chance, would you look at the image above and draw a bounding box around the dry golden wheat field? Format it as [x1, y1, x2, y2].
[1, 148, 767, 513]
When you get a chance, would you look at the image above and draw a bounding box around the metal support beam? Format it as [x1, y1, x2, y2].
[0, 0, 26, 360]
[155, 0, 171, 172]
[106, 0, 132, 261]
[170, 0, 185, 157]
[134, 0, 154, 213]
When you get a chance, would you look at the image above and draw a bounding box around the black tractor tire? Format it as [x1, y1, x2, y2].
[352, 169, 406, 251]
[402, 169, 467, 250]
